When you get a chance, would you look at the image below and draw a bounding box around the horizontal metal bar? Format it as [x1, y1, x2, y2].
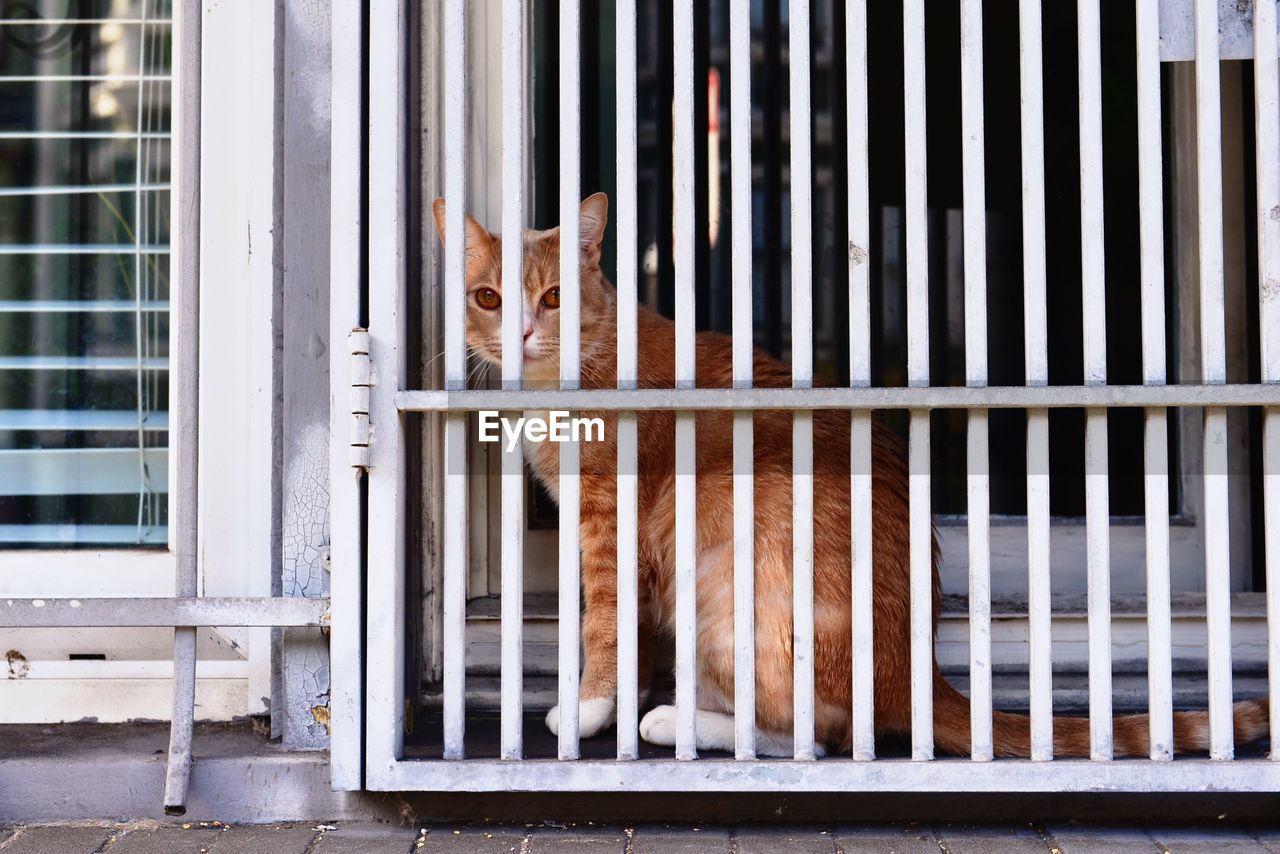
[0, 596, 329, 628]
[0, 300, 169, 313]
[397, 384, 1280, 412]
[374, 757, 1280, 793]
[0, 244, 170, 255]
[0, 356, 169, 370]
[0, 183, 169, 197]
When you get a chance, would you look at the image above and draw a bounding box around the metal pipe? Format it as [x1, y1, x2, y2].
[1135, 0, 1173, 763]
[730, 0, 755, 762]
[1195, 0, 1234, 761]
[163, 0, 201, 815]
[499, 0, 527, 763]
[960, 0, 992, 763]
[397, 385, 1280, 412]
[1252, 0, 1280, 760]
[673, 0, 698, 762]
[1078, 0, 1113, 760]
[789, 0, 816, 762]
[615, 0, 640, 763]
[557, 0, 583, 762]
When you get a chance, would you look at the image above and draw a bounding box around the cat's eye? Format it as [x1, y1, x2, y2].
[475, 288, 501, 310]
[541, 287, 560, 309]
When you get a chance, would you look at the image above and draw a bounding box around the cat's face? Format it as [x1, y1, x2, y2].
[431, 193, 614, 385]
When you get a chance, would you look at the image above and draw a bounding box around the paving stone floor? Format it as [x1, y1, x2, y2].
[2, 821, 1280, 853]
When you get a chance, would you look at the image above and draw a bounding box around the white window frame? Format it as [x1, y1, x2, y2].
[0, 0, 279, 724]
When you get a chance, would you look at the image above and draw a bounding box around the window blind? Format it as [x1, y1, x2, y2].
[0, 1, 174, 547]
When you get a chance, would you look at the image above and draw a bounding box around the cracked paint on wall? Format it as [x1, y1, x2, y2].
[282, 423, 332, 750]
[284, 424, 332, 599]
[280, 0, 334, 752]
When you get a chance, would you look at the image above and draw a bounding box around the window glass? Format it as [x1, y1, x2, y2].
[0, 0, 173, 547]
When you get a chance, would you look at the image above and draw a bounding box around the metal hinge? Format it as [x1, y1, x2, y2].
[349, 329, 371, 470]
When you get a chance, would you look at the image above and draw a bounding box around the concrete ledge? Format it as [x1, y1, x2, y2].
[0, 723, 390, 824]
[4, 722, 1280, 825]
[0, 749, 367, 824]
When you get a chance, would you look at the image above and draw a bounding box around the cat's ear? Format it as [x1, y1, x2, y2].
[578, 193, 609, 267]
[431, 198, 493, 261]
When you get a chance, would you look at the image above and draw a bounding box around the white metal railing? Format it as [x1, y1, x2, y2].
[1259, 0, 1280, 755]
[353, 0, 1280, 793]
[1020, 0, 1054, 763]
[1136, 0, 1174, 762]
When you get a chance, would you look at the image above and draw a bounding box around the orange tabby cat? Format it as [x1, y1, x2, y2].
[433, 193, 1270, 757]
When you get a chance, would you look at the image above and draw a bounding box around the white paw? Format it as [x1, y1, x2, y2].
[638, 704, 679, 747]
[546, 696, 616, 738]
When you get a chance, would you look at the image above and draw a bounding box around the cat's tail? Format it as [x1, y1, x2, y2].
[930, 669, 1270, 757]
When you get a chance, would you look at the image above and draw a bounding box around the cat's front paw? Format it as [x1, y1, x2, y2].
[546, 696, 616, 738]
[638, 704, 678, 747]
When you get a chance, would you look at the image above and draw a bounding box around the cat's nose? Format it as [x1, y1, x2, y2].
[523, 328, 533, 341]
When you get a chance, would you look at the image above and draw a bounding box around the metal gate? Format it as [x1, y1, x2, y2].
[336, 0, 1280, 792]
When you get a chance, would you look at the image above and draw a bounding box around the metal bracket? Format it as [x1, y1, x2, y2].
[349, 329, 371, 470]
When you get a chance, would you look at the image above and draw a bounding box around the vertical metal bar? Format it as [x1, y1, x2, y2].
[441, 0, 469, 761]
[616, 413, 640, 761]
[732, 418, 754, 761]
[558, 0, 582, 761]
[846, 0, 874, 763]
[1083, 410, 1112, 758]
[162, 0, 200, 814]
[1019, 0, 1053, 762]
[361, 0, 410, 787]
[788, 0, 815, 762]
[730, 0, 756, 762]
[1254, 0, 1280, 759]
[903, 0, 932, 762]
[1268, 408, 1280, 761]
[1203, 403, 1233, 759]
[673, 0, 698, 761]
[792, 407, 815, 757]
[615, 0, 640, 763]
[1195, 0, 1234, 761]
[1134, 0, 1173, 762]
[908, 413, 932, 762]
[499, 0, 526, 762]
[959, 0, 992, 763]
[328, 0, 365, 789]
[1078, 0, 1113, 761]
